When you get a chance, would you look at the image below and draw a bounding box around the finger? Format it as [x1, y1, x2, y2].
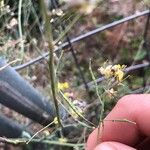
[87, 94, 150, 150]
[94, 142, 136, 150]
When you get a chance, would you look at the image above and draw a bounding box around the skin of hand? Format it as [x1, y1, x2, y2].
[86, 94, 150, 150]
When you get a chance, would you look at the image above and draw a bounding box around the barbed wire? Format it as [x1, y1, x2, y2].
[14, 9, 150, 71]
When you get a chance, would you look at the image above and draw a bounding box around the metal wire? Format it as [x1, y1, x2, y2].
[79, 62, 150, 89]
[14, 10, 150, 71]
[131, 85, 150, 94]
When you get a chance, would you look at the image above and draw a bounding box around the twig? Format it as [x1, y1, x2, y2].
[54, 14, 81, 45]
[59, 90, 96, 127]
[26, 120, 55, 144]
[0, 59, 21, 71]
[89, 60, 104, 144]
[39, 0, 62, 128]
[18, 0, 24, 60]
[0, 137, 85, 148]
[89, 60, 104, 121]
[105, 119, 136, 125]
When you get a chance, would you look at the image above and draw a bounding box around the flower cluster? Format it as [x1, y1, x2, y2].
[58, 82, 69, 90]
[53, 117, 58, 125]
[98, 64, 126, 81]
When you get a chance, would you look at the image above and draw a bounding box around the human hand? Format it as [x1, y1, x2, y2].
[87, 94, 150, 150]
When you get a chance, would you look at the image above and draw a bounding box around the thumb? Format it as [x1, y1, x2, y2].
[94, 142, 136, 150]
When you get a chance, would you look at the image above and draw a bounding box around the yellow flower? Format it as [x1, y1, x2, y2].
[53, 117, 58, 125]
[64, 92, 69, 97]
[98, 64, 125, 81]
[58, 82, 69, 90]
[112, 64, 121, 70]
[59, 138, 68, 143]
[114, 70, 124, 81]
[98, 65, 113, 78]
[112, 64, 126, 71]
[63, 82, 69, 88]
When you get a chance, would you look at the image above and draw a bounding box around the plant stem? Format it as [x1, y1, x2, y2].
[39, 0, 62, 128]
[0, 137, 85, 148]
[89, 60, 104, 143]
[18, 0, 24, 60]
[26, 120, 55, 144]
[59, 90, 96, 128]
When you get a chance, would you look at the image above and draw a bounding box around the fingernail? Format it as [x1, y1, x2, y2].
[94, 144, 116, 150]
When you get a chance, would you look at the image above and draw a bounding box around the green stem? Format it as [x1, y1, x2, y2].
[89, 60, 105, 143]
[18, 0, 24, 60]
[59, 90, 96, 127]
[54, 14, 81, 44]
[0, 137, 85, 148]
[26, 120, 55, 144]
[39, 0, 62, 128]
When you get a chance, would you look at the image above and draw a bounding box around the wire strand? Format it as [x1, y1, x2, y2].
[14, 10, 150, 71]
